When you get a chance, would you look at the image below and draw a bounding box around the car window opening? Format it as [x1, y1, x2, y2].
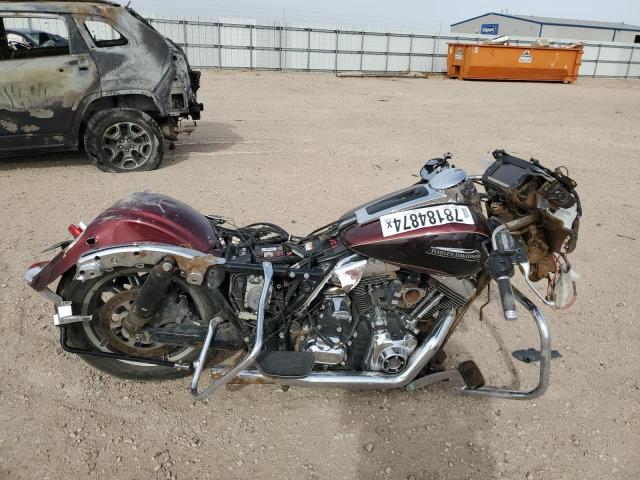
[84, 20, 128, 48]
[1, 15, 70, 59]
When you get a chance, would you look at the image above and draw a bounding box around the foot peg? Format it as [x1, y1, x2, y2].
[256, 351, 314, 378]
[458, 360, 485, 389]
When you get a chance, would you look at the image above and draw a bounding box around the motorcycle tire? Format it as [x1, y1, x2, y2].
[56, 267, 220, 381]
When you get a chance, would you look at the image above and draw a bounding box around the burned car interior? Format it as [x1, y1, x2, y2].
[1, 15, 70, 59]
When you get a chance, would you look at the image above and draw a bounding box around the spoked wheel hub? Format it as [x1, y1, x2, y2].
[97, 289, 173, 358]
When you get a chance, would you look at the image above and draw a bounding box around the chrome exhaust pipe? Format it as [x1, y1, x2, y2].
[210, 309, 456, 389]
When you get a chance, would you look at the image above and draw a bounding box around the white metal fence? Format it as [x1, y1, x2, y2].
[146, 15, 640, 78]
[5, 13, 639, 77]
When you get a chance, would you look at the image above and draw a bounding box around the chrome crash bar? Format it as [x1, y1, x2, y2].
[205, 288, 549, 401]
[460, 287, 550, 400]
[193, 267, 548, 400]
[190, 262, 273, 400]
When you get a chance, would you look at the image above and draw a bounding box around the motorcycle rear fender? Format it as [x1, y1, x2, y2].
[26, 192, 222, 296]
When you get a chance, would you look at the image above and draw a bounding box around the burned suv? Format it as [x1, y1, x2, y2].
[0, 1, 203, 172]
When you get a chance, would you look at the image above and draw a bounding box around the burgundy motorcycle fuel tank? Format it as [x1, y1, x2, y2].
[343, 203, 490, 277]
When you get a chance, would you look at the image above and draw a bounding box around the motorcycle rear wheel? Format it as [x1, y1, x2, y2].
[57, 267, 221, 381]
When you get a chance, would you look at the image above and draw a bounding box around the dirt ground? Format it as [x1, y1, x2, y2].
[1, 71, 639, 480]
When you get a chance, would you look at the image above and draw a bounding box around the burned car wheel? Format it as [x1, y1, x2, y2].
[84, 108, 164, 172]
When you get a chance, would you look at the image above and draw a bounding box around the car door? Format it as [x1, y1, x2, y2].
[0, 13, 100, 152]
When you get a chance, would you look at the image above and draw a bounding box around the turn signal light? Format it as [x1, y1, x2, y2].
[68, 224, 84, 238]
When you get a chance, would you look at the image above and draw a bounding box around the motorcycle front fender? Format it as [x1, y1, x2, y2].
[26, 192, 221, 294]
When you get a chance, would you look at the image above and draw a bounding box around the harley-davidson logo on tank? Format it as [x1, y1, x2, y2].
[428, 247, 482, 262]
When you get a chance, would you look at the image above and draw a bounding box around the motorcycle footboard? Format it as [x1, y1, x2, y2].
[460, 288, 551, 400]
[190, 262, 273, 401]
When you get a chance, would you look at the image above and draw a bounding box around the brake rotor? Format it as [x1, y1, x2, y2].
[97, 289, 174, 358]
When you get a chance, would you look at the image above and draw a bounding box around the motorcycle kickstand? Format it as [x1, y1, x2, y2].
[190, 262, 273, 401]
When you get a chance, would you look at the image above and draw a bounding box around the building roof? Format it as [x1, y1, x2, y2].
[451, 12, 640, 32]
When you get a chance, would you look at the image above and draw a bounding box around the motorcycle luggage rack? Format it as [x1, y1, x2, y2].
[58, 326, 190, 369]
[190, 262, 273, 400]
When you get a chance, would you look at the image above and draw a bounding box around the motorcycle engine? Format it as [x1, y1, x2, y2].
[362, 305, 417, 373]
[291, 266, 472, 373]
[294, 292, 351, 365]
[352, 273, 471, 373]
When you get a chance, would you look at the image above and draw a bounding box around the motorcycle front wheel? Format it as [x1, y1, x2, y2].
[56, 267, 221, 381]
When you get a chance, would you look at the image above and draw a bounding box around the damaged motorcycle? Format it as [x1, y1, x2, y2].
[25, 150, 581, 400]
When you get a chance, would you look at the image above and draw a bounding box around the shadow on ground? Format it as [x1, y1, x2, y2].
[0, 150, 88, 172]
[0, 122, 243, 172]
[342, 337, 497, 479]
[162, 121, 244, 167]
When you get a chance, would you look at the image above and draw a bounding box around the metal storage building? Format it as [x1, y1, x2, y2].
[451, 13, 640, 43]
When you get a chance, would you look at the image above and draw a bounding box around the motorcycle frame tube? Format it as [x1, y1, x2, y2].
[295, 254, 359, 314]
[191, 262, 274, 400]
[209, 308, 456, 389]
[72, 243, 225, 285]
[460, 287, 550, 400]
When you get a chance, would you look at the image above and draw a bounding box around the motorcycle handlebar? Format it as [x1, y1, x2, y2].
[496, 275, 518, 320]
[488, 224, 521, 320]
